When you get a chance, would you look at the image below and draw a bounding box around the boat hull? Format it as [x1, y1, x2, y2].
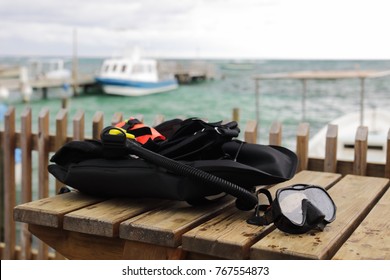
[95, 77, 178, 96]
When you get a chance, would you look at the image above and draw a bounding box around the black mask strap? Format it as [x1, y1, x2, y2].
[247, 189, 274, 226]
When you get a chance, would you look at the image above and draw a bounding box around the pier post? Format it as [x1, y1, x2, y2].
[42, 87, 48, 99]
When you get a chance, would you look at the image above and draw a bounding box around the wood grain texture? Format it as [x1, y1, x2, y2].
[119, 197, 234, 247]
[353, 126, 368, 176]
[269, 121, 282, 146]
[63, 198, 164, 237]
[324, 124, 338, 173]
[92, 111, 104, 140]
[122, 240, 185, 260]
[333, 187, 390, 260]
[28, 224, 125, 260]
[20, 107, 33, 259]
[3, 106, 16, 259]
[296, 122, 310, 171]
[244, 120, 257, 144]
[14, 192, 104, 228]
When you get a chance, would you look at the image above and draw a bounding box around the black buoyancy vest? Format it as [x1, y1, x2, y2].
[48, 118, 298, 207]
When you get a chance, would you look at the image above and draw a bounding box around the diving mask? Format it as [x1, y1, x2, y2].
[247, 184, 336, 234]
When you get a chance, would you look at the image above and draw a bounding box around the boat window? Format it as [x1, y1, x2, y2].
[112, 64, 117, 72]
[104, 65, 110, 72]
[121, 65, 127, 73]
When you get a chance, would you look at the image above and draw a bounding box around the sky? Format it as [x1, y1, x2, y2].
[1, 0, 390, 59]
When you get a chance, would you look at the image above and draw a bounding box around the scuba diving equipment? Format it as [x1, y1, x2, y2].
[101, 126, 257, 210]
[247, 184, 336, 234]
[48, 117, 298, 211]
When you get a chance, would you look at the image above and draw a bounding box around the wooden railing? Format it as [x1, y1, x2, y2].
[0, 106, 389, 259]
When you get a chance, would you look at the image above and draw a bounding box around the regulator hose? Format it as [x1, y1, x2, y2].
[101, 126, 258, 211]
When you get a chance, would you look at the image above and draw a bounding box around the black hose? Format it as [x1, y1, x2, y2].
[126, 136, 257, 211]
[101, 126, 258, 210]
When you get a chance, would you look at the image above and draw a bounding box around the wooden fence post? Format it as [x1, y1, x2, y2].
[232, 108, 240, 122]
[353, 126, 368, 176]
[92, 111, 104, 140]
[324, 124, 338, 173]
[111, 112, 123, 125]
[38, 107, 50, 259]
[153, 114, 165, 126]
[135, 114, 144, 122]
[296, 122, 310, 172]
[244, 120, 257, 144]
[269, 121, 282, 146]
[386, 128, 390, 179]
[3, 106, 16, 260]
[20, 107, 33, 259]
[73, 109, 85, 141]
[55, 109, 68, 193]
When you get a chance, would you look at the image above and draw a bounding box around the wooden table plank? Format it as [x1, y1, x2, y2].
[182, 171, 341, 259]
[122, 240, 185, 260]
[14, 192, 105, 228]
[119, 197, 234, 247]
[250, 175, 389, 260]
[63, 198, 165, 237]
[28, 224, 125, 260]
[333, 188, 390, 260]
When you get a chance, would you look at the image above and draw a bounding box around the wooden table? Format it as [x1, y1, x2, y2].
[13, 170, 390, 260]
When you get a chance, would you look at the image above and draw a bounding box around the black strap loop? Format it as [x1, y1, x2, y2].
[246, 188, 274, 226]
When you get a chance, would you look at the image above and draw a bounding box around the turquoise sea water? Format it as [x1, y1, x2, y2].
[1, 57, 390, 150]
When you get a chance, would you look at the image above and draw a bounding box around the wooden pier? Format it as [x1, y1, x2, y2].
[162, 61, 217, 84]
[30, 74, 97, 98]
[0, 66, 97, 100]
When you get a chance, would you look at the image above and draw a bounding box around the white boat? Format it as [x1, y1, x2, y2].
[95, 51, 178, 97]
[28, 59, 71, 80]
[309, 109, 390, 163]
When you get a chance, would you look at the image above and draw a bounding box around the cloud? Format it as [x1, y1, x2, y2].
[1, 0, 390, 58]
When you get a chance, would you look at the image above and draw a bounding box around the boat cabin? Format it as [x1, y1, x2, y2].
[99, 58, 171, 82]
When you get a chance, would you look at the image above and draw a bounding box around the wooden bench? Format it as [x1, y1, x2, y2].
[13, 170, 389, 260]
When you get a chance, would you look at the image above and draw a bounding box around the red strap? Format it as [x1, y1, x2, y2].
[115, 118, 166, 144]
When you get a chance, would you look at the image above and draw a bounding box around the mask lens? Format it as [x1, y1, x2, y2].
[278, 189, 307, 224]
[301, 187, 335, 221]
[277, 185, 336, 225]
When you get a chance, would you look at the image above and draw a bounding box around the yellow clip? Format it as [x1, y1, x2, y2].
[108, 128, 136, 140]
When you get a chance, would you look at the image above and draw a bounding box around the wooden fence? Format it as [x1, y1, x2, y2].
[0, 106, 389, 259]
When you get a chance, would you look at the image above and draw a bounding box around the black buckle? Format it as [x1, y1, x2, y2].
[100, 126, 128, 158]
